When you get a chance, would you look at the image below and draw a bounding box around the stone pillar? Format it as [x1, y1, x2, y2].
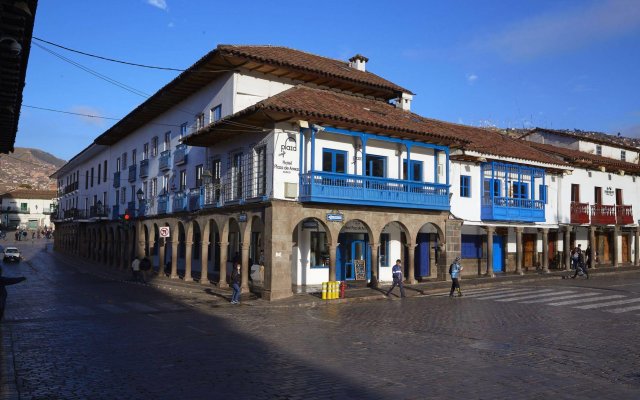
[218, 241, 229, 288]
[515, 227, 523, 275]
[406, 244, 417, 284]
[369, 243, 379, 288]
[541, 228, 549, 273]
[170, 238, 178, 279]
[329, 244, 337, 282]
[635, 228, 640, 267]
[486, 226, 495, 277]
[444, 220, 462, 280]
[613, 226, 620, 268]
[589, 226, 597, 269]
[241, 243, 250, 293]
[158, 238, 166, 275]
[137, 240, 145, 259]
[184, 241, 193, 282]
[200, 241, 210, 284]
[564, 226, 571, 271]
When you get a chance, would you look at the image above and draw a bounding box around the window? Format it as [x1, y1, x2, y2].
[322, 149, 347, 173]
[379, 233, 390, 267]
[122, 152, 127, 168]
[116, 157, 121, 172]
[196, 113, 205, 130]
[151, 178, 157, 197]
[143, 143, 149, 160]
[512, 182, 528, 199]
[102, 192, 107, 206]
[195, 164, 203, 187]
[85, 171, 89, 190]
[142, 181, 148, 200]
[402, 160, 423, 181]
[20, 203, 27, 212]
[539, 184, 548, 204]
[103, 160, 107, 182]
[121, 187, 126, 204]
[162, 174, 169, 192]
[210, 105, 222, 123]
[571, 184, 580, 202]
[212, 159, 221, 201]
[232, 152, 243, 199]
[180, 123, 188, 139]
[91, 167, 94, 187]
[594, 186, 602, 204]
[132, 149, 137, 164]
[461, 235, 483, 259]
[460, 175, 471, 198]
[97, 163, 101, 184]
[596, 145, 602, 156]
[365, 154, 386, 177]
[483, 179, 501, 199]
[151, 137, 158, 157]
[255, 146, 267, 196]
[163, 132, 171, 151]
[115, 189, 119, 205]
[310, 231, 329, 268]
[130, 185, 135, 202]
[621, 150, 626, 162]
[179, 170, 187, 191]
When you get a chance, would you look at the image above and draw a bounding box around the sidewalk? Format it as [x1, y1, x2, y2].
[50, 245, 640, 308]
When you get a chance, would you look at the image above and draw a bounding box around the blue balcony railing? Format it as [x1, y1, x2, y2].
[299, 171, 449, 210]
[174, 144, 188, 166]
[128, 165, 137, 182]
[159, 150, 171, 171]
[112, 204, 120, 220]
[139, 159, 149, 178]
[113, 171, 121, 188]
[188, 189, 201, 211]
[172, 193, 187, 212]
[481, 196, 545, 222]
[157, 196, 168, 214]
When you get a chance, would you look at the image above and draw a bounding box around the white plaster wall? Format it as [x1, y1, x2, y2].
[450, 161, 482, 222]
[578, 141, 639, 163]
[0, 197, 54, 228]
[234, 74, 293, 113]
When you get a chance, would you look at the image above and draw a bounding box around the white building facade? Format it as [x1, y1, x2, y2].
[0, 189, 56, 230]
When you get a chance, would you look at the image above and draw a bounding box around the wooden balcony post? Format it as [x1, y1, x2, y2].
[564, 226, 572, 271]
[485, 226, 495, 277]
[515, 227, 523, 275]
[541, 228, 549, 273]
[589, 226, 597, 269]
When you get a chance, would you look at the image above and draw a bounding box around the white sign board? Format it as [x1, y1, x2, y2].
[159, 226, 170, 238]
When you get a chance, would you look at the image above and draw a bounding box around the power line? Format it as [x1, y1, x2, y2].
[33, 36, 186, 71]
[22, 104, 181, 127]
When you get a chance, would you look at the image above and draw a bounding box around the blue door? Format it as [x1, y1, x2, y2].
[416, 233, 430, 278]
[493, 234, 504, 272]
[337, 235, 370, 281]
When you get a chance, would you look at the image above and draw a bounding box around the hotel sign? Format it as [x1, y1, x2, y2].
[326, 213, 344, 222]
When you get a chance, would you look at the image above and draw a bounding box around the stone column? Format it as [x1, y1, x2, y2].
[444, 220, 462, 281]
[613, 226, 620, 268]
[406, 244, 417, 284]
[486, 226, 495, 277]
[635, 228, 640, 267]
[589, 226, 597, 269]
[564, 226, 571, 271]
[200, 241, 210, 284]
[515, 227, 523, 275]
[369, 243, 379, 288]
[184, 241, 193, 282]
[541, 228, 549, 273]
[329, 244, 337, 282]
[137, 240, 145, 259]
[170, 238, 178, 279]
[241, 243, 250, 293]
[218, 241, 229, 288]
[158, 238, 166, 275]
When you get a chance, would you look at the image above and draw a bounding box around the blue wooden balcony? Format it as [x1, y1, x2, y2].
[139, 159, 149, 178]
[159, 150, 171, 171]
[188, 190, 201, 211]
[172, 193, 187, 212]
[299, 171, 449, 210]
[128, 165, 137, 182]
[111, 204, 120, 220]
[113, 171, 120, 188]
[481, 196, 545, 222]
[157, 196, 168, 214]
[174, 144, 188, 166]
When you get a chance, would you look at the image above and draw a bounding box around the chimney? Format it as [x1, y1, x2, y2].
[348, 54, 369, 72]
[395, 92, 413, 111]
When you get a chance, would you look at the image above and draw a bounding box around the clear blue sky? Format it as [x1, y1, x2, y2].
[17, 0, 640, 161]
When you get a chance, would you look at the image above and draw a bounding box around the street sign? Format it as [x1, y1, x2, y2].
[159, 226, 170, 238]
[326, 213, 343, 222]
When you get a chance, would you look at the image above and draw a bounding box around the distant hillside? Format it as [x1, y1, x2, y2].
[0, 148, 66, 194]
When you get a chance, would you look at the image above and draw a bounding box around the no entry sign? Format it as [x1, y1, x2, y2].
[159, 226, 170, 238]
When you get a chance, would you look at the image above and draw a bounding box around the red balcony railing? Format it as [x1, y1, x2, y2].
[591, 204, 616, 225]
[616, 205, 634, 225]
[570, 202, 590, 224]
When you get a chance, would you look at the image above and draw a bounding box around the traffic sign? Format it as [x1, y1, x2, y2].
[159, 226, 170, 238]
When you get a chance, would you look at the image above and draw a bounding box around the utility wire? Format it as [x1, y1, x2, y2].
[22, 105, 181, 128]
[33, 36, 186, 71]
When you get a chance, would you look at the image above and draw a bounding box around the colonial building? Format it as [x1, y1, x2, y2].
[0, 188, 56, 230]
[52, 45, 640, 300]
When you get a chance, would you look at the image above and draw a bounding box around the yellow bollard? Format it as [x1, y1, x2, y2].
[322, 282, 327, 300]
[332, 281, 338, 299]
[330, 281, 336, 299]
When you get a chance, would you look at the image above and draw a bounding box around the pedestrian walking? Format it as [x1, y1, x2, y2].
[572, 250, 589, 279]
[449, 256, 463, 297]
[585, 245, 593, 269]
[571, 245, 582, 270]
[385, 259, 406, 298]
[230, 262, 241, 304]
[131, 257, 142, 282]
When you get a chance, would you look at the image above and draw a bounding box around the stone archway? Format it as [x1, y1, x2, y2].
[337, 219, 374, 283]
[290, 217, 333, 289]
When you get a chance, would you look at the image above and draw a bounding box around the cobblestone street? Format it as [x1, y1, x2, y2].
[2, 242, 640, 399]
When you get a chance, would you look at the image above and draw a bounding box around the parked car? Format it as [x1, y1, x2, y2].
[3, 247, 21, 262]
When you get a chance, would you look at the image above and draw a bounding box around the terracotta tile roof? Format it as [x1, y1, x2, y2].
[218, 45, 412, 95]
[186, 86, 567, 167]
[0, 188, 57, 200]
[526, 128, 640, 152]
[528, 142, 640, 174]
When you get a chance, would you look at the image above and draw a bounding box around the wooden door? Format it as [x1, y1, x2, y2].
[622, 234, 630, 263]
[616, 189, 623, 205]
[597, 232, 611, 263]
[571, 184, 580, 202]
[595, 187, 602, 204]
[548, 232, 557, 268]
[523, 234, 536, 267]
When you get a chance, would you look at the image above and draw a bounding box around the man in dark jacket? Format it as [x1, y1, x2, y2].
[1, 275, 26, 320]
[230, 262, 241, 304]
[385, 259, 406, 298]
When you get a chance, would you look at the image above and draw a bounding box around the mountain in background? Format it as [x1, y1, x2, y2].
[0, 148, 66, 194]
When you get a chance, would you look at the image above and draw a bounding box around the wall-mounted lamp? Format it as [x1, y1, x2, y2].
[0, 36, 22, 56]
